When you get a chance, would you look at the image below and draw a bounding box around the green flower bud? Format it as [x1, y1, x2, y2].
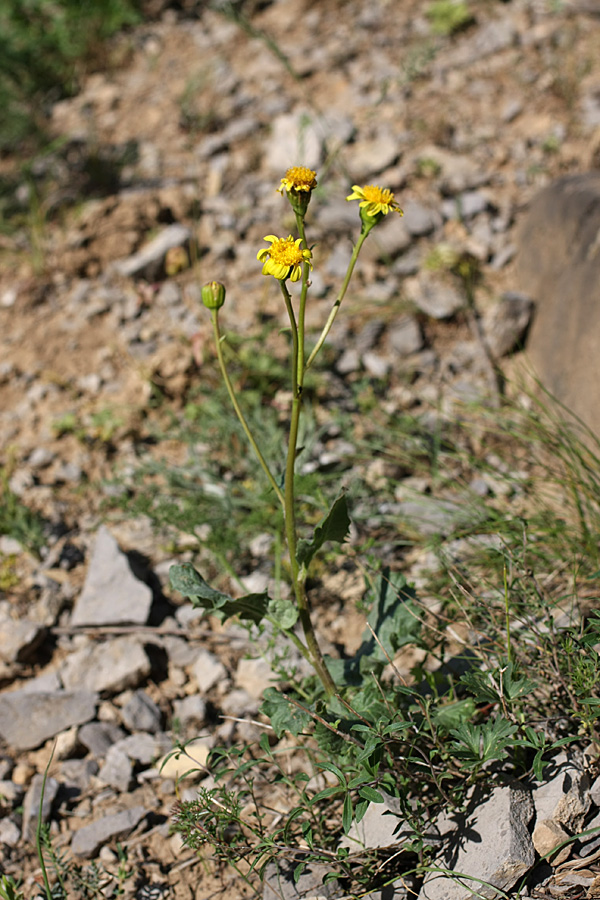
[201, 281, 226, 310]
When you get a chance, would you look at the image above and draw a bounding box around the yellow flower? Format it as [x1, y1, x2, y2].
[277, 166, 318, 196]
[257, 235, 313, 282]
[346, 184, 403, 217]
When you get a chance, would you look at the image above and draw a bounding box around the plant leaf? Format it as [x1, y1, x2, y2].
[268, 596, 298, 630]
[260, 688, 310, 738]
[169, 563, 269, 625]
[296, 493, 350, 571]
[360, 568, 421, 662]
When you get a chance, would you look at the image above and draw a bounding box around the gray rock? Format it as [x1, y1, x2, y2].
[71, 526, 153, 627]
[363, 215, 412, 262]
[532, 754, 591, 832]
[413, 146, 489, 195]
[0, 780, 23, 806]
[121, 690, 162, 733]
[336, 347, 361, 374]
[266, 110, 323, 171]
[442, 191, 489, 221]
[191, 649, 227, 694]
[97, 745, 133, 792]
[221, 688, 258, 717]
[22, 773, 59, 841]
[78, 721, 126, 759]
[0, 818, 20, 847]
[235, 657, 275, 700]
[59, 759, 99, 791]
[0, 603, 47, 664]
[350, 133, 400, 179]
[112, 224, 191, 280]
[114, 732, 165, 765]
[405, 273, 464, 319]
[71, 805, 147, 858]
[263, 859, 336, 900]
[482, 292, 533, 357]
[404, 201, 439, 236]
[516, 173, 600, 437]
[21, 670, 62, 694]
[172, 695, 207, 727]
[389, 315, 424, 356]
[341, 793, 412, 851]
[0, 690, 98, 751]
[419, 782, 534, 900]
[362, 351, 391, 379]
[61, 637, 151, 694]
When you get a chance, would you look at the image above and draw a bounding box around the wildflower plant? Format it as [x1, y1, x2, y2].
[171, 168, 404, 699]
[166, 169, 576, 894]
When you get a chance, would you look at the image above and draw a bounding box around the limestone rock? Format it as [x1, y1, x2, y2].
[60, 636, 151, 693]
[71, 526, 153, 627]
[71, 805, 147, 858]
[419, 782, 534, 900]
[0, 690, 98, 751]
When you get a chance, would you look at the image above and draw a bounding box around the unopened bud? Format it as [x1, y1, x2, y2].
[201, 281, 226, 310]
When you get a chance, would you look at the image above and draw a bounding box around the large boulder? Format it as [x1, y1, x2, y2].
[516, 172, 600, 436]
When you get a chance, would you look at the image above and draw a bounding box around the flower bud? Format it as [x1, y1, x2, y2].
[201, 281, 226, 310]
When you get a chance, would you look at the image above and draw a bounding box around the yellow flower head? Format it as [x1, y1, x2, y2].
[257, 235, 313, 282]
[346, 184, 403, 218]
[278, 166, 318, 196]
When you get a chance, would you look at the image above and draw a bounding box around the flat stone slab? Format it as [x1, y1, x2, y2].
[71, 525, 153, 627]
[71, 805, 147, 858]
[0, 689, 98, 751]
[419, 781, 534, 900]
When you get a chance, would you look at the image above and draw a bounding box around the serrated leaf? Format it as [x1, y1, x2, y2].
[296, 493, 350, 570]
[169, 563, 269, 625]
[260, 688, 310, 738]
[267, 596, 298, 630]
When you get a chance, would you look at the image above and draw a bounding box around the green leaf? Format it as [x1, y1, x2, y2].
[267, 596, 298, 630]
[296, 493, 350, 570]
[358, 786, 385, 804]
[432, 698, 476, 732]
[359, 568, 421, 663]
[260, 688, 310, 738]
[169, 563, 269, 625]
[355, 799, 369, 825]
[342, 793, 353, 834]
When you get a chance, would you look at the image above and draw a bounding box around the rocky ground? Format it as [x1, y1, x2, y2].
[1, 0, 600, 897]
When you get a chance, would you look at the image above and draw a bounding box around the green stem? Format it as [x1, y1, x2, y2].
[280, 280, 299, 397]
[295, 212, 310, 390]
[281, 282, 336, 697]
[211, 311, 285, 508]
[306, 228, 369, 370]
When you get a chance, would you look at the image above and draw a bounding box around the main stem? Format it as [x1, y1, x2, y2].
[280, 279, 336, 697]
